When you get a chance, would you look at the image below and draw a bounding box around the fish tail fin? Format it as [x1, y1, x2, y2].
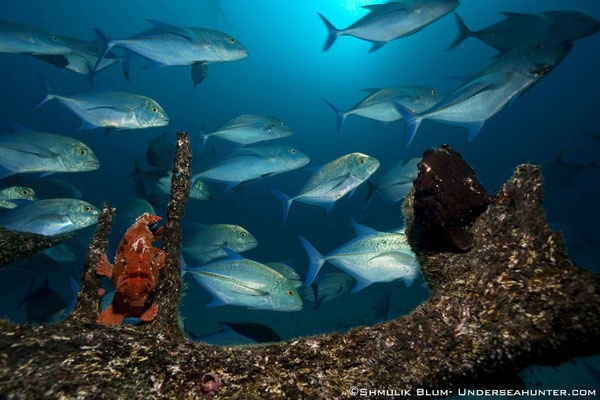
[128, 158, 144, 179]
[120, 51, 132, 81]
[198, 125, 209, 152]
[364, 180, 378, 208]
[93, 28, 114, 72]
[447, 13, 473, 51]
[30, 76, 56, 113]
[271, 188, 293, 224]
[392, 102, 423, 147]
[298, 236, 325, 287]
[318, 13, 340, 52]
[322, 98, 347, 131]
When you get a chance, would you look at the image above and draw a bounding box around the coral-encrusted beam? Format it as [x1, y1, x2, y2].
[144, 131, 192, 339]
[69, 202, 116, 323]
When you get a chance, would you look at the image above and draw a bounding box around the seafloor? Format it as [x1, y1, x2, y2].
[0, 136, 598, 399]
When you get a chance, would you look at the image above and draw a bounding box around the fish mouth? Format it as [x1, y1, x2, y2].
[124, 271, 151, 281]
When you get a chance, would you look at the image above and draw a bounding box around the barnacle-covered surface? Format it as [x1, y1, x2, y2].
[1, 145, 599, 399]
[0, 227, 75, 268]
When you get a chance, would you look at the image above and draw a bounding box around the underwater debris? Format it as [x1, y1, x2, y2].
[0, 227, 75, 268]
[1, 145, 599, 399]
[407, 144, 490, 252]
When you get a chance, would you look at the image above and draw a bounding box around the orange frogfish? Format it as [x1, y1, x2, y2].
[96, 213, 165, 325]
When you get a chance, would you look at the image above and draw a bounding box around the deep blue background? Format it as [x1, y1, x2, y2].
[0, 0, 599, 392]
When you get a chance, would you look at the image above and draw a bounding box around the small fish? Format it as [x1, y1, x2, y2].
[119, 198, 156, 224]
[300, 220, 419, 291]
[324, 86, 442, 131]
[0, 20, 71, 55]
[94, 19, 247, 72]
[366, 158, 420, 206]
[0, 127, 99, 179]
[32, 80, 169, 131]
[394, 39, 573, 146]
[191, 62, 208, 88]
[182, 223, 258, 264]
[272, 153, 379, 223]
[192, 145, 310, 191]
[200, 115, 293, 149]
[146, 133, 174, 169]
[301, 272, 355, 308]
[319, 0, 459, 52]
[265, 262, 303, 288]
[190, 179, 211, 201]
[33, 35, 125, 82]
[0, 176, 83, 199]
[0, 198, 99, 235]
[0, 186, 36, 209]
[541, 149, 593, 188]
[449, 11, 600, 54]
[183, 248, 303, 311]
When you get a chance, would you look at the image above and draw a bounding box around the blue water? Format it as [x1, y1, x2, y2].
[0, 0, 599, 393]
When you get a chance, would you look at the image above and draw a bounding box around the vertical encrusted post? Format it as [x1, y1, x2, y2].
[68, 202, 115, 323]
[146, 131, 191, 339]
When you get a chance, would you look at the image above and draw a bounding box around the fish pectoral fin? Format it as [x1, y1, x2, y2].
[330, 173, 351, 190]
[86, 106, 116, 111]
[227, 281, 270, 297]
[430, 80, 502, 113]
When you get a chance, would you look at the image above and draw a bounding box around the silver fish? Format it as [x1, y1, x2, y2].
[273, 153, 379, 223]
[183, 248, 303, 311]
[155, 170, 211, 200]
[301, 272, 355, 307]
[200, 115, 292, 148]
[300, 221, 419, 292]
[324, 86, 442, 131]
[0, 128, 99, 179]
[32, 81, 169, 131]
[449, 10, 600, 53]
[94, 19, 247, 70]
[319, 0, 459, 52]
[0, 198, 99, 235]
[395, 39, 573, 146]
[0, 186, 36, 209]
[34, 35, 124, 82]
[182, 223, 257, 264]
[0, 20, 71, 55]
[366, 158, 420, 206]
[193, 145, 310, 191]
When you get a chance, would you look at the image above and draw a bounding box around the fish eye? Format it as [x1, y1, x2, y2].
[227, 37, 236, 43]
[20, 189, 29, 195]
[240, 232, 247, 237]
[280, 122, 285, 126]
[289, 149, 297, 154]
[52, 36, 58, 41]
[431, 90, 437, 95]
[78, 148, 87, 156]
[359, 157, 366, 164]
[83, 206, 91, 212]
[286, 290, 295, 296]
[151, 107, 159, 113]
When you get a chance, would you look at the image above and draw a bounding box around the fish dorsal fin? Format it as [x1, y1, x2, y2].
[145, 19, 193, 41]
[221, 247, 244, 260]
[362, 2, 407, 14]
[350, 219, 377, 237]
